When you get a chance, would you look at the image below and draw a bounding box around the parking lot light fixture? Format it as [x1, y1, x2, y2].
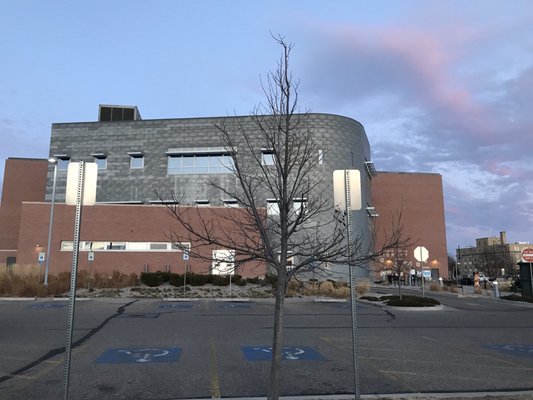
[44, 157, 58, 286]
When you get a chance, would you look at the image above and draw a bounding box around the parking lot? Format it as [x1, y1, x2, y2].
[1, 292, 533, 399]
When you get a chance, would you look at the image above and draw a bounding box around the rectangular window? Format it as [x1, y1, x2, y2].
[129, 154, 144, 169]
[167, 154, 234, 175]
[92, 153, 107, 170]
[293, 198, 307, 212]
[94, 157, 107, 169]
[278, 251, 295, 270]
[318, 149, 324, 165]
[267, 200, 280, 216]
[262, 150, 276, 166]
[60, 241, 190, 252]
[57, 156, 70, 171]
[223, 199, 239, 207]
[107, 242, 126, 250]
[149, 242, 169, 250]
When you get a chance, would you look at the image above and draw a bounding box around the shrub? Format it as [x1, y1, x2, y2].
[319, 281, 335, 296]
[385, 295, 440, 307]
[235, 277, 247, 286]
[168, 273, 185, 286]
[429, 283, 442, 292]
[360, 295, 381, 302]
[501, 294, 533, 303]
[140, 272, 165, 287]
[187, 273, 209, 286]
[247, 277, 261, 284]
[355, 280, 371, 296]
[212, 275, 230, 286]
[264, 274, 277, 287]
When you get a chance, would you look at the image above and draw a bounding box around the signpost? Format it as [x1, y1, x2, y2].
[38, 252, 45, 283]
[414, 246, 429, 298]
[522, 248, 533, 299]
[333, 169, 362, 400]
[63, 162, 97, 400]
[87, 251, 95, 290]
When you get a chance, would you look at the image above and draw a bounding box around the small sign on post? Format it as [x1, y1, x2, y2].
[38, 252, 46, 263]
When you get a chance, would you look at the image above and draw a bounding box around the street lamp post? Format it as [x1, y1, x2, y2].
[44, 157, 58, 286]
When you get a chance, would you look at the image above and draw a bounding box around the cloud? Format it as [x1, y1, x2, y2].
[296, 13, 533, 252]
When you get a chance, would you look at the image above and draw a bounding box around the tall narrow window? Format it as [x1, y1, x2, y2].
[129, 153, 144, 169]
[92, 153, 107, 170]
[56, 156, 71, 171]
[267, 199, 280, 216]
[262, 149, 276, 166]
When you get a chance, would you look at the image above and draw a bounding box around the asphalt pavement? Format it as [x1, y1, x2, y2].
[1, 288, 532, 400]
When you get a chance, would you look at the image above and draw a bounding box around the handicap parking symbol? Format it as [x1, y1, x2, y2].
[30, 303, 66, 309]
[483, 344, 533, 358]
[241, 346, 325, 361]
[95, 347, 182, 364]
[159, 303, 193, 310]
[221, 303, 251, 309]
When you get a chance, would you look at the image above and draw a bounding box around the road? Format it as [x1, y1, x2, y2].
[1, 290, 532, 399]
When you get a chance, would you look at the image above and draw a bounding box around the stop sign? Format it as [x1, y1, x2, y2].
[522, 248, 533, 263]
[414, 246, 429, 262]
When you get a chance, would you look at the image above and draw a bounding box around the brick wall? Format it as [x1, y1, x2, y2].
[371, 172, 448, 279]
[0, 158, 48, 264]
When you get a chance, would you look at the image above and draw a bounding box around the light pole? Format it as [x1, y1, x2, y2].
[44, 157, 58, 286]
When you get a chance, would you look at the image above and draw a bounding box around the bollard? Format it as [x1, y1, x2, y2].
[493, 281, 500, 298]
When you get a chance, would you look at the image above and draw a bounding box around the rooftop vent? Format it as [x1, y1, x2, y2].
[98, 105, 142, 122]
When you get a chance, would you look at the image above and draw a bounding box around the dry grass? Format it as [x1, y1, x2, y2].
[448, 286, 458, 293]
[429, 283, 443, 292]
[355, 280, 370, 296]
[0, 265, 138, 297]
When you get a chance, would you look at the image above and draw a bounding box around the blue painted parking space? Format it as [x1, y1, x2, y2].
[95, 347, 182, 364]
[220, 303, 251, 309]
[483, 344, 533, 358]
[242, 346, 325, 361]
[29, 303, 66, 309]
[158, 303, 193, 310]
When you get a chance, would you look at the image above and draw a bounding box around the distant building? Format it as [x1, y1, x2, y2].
[0, 105, 449, 280]
[456, 231, 528, 278]
[371, 172, 448, 281]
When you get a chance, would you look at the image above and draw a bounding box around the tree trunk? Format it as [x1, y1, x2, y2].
[268, 277, 285, 400]
[398, 277, 402, 300]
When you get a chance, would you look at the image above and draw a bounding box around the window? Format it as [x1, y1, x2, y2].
[92, 153, 107, 170]
[262, 149, 276, 166]
[318, 149, 324, 165]
[267, 199, 280, 216]
[167, 154, 234, 174]
[278, 251, 295, 270]
[129, 153, 144, 169]
[107, 242, 126, 250]
[55, 155, 71, 171]
[293, 198, 307, 212]
[223, 199, 239, 208]
[195, 199, 210, 206]
[149, 242, 169, 250]
[95, 157, 107, 169]
[60, 241, 190, 252]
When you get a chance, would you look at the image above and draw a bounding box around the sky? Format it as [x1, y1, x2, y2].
[1, 0, 532, 255]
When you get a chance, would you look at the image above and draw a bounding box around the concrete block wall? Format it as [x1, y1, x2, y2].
[47, 113, 374, 280]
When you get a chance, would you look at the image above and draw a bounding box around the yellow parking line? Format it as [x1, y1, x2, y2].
[209, 338, 221, 399]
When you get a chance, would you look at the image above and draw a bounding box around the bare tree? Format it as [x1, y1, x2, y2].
[448, 254, 457, 279]
[163, 35, 407, 400]
[382, 245, 410, 300]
